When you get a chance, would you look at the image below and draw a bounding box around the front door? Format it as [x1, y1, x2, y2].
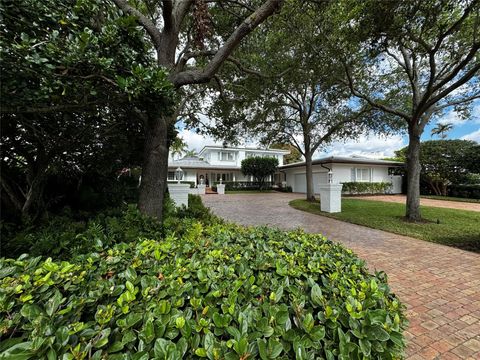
[197, 172, 210, 187]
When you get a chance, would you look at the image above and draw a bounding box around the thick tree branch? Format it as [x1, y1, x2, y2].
[432, 92, 480, 112]
[111, 0, 162, 49]
[424, 62, 480, 111]
[430, 42, 480, 95]
[173, 0, 194, 33]
[343, 62, 410, 120]
[171, 0, 284, 87]
[162, 1, 174, 31]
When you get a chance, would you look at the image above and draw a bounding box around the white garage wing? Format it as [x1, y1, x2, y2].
[293, 172, 328, 194]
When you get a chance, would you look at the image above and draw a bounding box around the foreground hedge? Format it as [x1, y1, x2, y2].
[0, 221, 407, 359]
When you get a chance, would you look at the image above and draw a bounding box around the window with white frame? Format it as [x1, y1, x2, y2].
[219, 151, 234, 161]
[356, 168, 370, 182]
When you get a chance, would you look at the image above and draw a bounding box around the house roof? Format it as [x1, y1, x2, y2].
[168, 156, 239, 170]
[280, 155, 404, 169]
[198, 145, 290, 155]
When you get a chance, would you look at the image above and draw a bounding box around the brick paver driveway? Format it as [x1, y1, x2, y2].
[202, 193, 480, 360]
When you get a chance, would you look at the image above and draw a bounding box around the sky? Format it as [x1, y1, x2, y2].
[177, 101, 480, 160]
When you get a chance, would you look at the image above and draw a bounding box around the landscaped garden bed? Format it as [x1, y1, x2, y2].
[0, 197, 407, 359]
[290, 198, 480, 252]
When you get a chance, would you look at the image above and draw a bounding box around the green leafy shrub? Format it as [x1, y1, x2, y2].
[1, 205, 163, 260]
[171, 195, 220, 228]
[241, 157, 279, 190]
[276, 186, 293, 193]
[219, 181, 274, 191]
[448, 184, 480, 199]
[341, 182, 392, 195]
[0, 221, 407, 359]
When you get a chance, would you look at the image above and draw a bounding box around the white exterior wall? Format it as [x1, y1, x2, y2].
[183, 170, 197, 184]
[284, 163, 399, 194]
[331, 164, 391, 183]
[199, 148, 287, 167]
[284, 164, 329, 194]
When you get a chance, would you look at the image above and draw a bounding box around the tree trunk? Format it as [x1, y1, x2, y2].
[305, 151, 315, 202]
[138, 112, 169, 220]
[0, 173, 24, 214]
[22, 170, 47, 221]
[406, 125, 422, 221]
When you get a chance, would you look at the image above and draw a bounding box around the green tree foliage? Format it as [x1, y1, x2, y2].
[196, 2, 396, 201]
[396, 140, 480, 195]
[0, 0, 175, 221]
[0, 0, 173, 113]
[271, 143, 302, 164]
[431, 123, 454, 139]
[332, 0, 480, 220]
[169, 137, 188, 160]
[241, 157, 279, 189]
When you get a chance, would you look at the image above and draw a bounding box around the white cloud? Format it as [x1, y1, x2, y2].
[177, 128, 221, 153]
[176, 128, 261, 154]
[437, 110, 466, 126]
[435, 103, 480, 126]
[319, 133, 407, 159]
[461, 129, 480, 143]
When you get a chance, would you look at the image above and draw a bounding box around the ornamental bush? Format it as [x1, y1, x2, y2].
[341, 182, 392, 195]
[0, 216, 407, 359]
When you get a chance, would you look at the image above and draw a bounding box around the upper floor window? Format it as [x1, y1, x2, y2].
[356, 168, 370, 182]
[219, 151, 234, 161]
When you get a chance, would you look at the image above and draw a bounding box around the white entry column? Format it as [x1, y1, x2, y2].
[318, 183, 343, 213]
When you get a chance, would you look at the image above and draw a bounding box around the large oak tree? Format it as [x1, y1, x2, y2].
[110, 0, 285, 220]
[334, 0, 480, 220]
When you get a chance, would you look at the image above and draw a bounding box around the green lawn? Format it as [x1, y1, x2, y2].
[421, 195, 480, 203]
[290, 198, 480, 252]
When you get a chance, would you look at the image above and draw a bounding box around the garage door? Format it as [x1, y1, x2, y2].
[294, 172, 328, 193]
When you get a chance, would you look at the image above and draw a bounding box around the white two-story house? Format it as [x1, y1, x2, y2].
[168, 145, 290, 186]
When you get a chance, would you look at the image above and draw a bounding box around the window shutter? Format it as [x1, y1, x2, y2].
[351, 168, 356, 181]
[369, 168, 373, 182]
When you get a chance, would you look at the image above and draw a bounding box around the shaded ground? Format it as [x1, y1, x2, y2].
[202, 193, 480, 360]
[356, 194, 480, 212]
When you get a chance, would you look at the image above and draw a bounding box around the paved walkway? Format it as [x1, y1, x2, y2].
[202, 193, 480, 360]
[356, 194, 480, 212]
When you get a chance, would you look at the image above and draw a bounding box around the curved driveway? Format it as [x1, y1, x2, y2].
[202, 193, 480, 360]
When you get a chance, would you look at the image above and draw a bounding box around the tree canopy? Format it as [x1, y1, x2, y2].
[329, 0, 480, 220]
[396, 140, 480, 195]
[0, 0, 175, 221]
[241, 157, 279, 189]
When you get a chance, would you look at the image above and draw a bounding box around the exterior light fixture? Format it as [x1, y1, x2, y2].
[175, 167, 183, 183]
[328, 170, 333, 184]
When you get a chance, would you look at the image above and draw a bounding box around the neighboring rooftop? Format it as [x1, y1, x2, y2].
[280, 155, 404, 169]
